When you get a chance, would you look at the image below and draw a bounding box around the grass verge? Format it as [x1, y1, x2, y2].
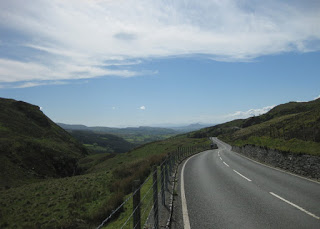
[230, 136, 320, 156]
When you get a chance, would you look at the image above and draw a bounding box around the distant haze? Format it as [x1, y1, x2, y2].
[57, 122, 213, 133]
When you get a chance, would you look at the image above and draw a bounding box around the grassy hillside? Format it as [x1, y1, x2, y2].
[68, 130, 136, 154]
[191, 99, 320, 155]
[0, 98, 88, 189]
[0, 134, 210, 228]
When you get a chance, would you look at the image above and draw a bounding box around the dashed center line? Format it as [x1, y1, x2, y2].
[270, 192, 320, 220]
[223, 161, 229, 167]
[218, 146, 251, 182]
[213, 138, 320, 223]
[233, 170, 252, 182]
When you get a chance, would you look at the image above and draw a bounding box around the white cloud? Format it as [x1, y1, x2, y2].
[173, 105, 276, 125]
[0, 0, 320, 86]
[226, 105, 276, 119]
[0, 79, 90, 89]
[142, 105, 275, 126]
[13, 81, 68, 88]
[139, 106, 146, 110]
[314, 95, 320, 100]
[0, 58, 138, 84]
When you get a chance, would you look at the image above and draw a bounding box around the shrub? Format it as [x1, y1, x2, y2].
[86, 192, 124, 223]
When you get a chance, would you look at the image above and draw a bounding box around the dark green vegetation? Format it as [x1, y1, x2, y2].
[192, 99, 320, 155]
[58, 123, 179, 145]
[0, 98, 210, 228]
[68, 130, 135, 154]
[0, 98, 87, 189]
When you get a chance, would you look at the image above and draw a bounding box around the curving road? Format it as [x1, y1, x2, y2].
[171, 138, 320, 229]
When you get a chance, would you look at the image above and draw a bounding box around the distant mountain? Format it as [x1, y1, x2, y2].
[191, 99, 320, 155]
[170, 123, 213, 132]
[0, 98, 88, 188]
[58, 123, 179, 136]
[58, 122, 212, 134]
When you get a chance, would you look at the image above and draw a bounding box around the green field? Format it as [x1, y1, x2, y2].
[69, 130, 135, 154]
[122, 134, 176, 145]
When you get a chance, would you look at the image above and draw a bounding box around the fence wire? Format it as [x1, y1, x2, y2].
[96, 145, 210, 229]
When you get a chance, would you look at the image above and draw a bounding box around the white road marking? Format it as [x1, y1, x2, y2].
[223, 162, 230, 167]
[270, 192, 320, 220]
[219, 157, 222, 160]
[218, 151, 220, 156]
[181, 154, 200, 229]
[233, 170, 252, 182]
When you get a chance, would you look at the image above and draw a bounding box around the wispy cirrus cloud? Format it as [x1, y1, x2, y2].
[0, 79, 91, 89]
[13, 81, 68, 89]
[0, 58, 138, 83]
[0, 0, 320, 87]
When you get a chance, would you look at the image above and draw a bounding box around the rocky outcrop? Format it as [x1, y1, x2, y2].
[232, 145, 320, 180]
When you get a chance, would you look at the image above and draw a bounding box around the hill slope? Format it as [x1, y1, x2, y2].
[191, 99, 320, 155]
[68, 130, 136, 154]
[0, 98, 88, 188]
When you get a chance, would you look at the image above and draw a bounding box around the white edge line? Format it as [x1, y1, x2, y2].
[270, 192, 320, 220]
[219, 157, 222, 160]
[223, 161, 230, 167]
[233, 169, 252, 182]
[181, 154, 199, 229]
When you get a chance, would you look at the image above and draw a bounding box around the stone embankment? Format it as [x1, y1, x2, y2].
[232, 145, 320, 180]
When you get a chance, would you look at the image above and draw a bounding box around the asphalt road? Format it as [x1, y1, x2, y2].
[171, 138, 320, 229]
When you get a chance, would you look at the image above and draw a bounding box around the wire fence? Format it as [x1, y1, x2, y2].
[96, 144, 210, 229]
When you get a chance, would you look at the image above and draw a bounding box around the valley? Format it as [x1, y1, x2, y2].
[1, 97, 319, 228]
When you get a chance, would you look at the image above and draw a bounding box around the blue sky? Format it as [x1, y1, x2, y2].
[0, 0, 320, 127]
